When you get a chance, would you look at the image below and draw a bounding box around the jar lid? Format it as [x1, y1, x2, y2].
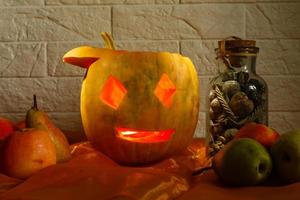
[219, 38, 256, 49]
[217, 36, 259, 56]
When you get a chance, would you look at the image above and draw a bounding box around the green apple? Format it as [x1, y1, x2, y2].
[213, 138, 272, 186]
[271, 130, 300, 183]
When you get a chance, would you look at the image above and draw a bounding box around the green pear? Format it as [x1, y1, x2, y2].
[26, 95, 71, 163]
[213, 138, 272, 186]
[271, 130, 300, 183]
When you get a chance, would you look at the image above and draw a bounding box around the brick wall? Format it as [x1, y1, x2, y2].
[0, 0, 299, 139]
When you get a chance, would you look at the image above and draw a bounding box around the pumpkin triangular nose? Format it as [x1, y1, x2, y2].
[63, 46, 103, 68]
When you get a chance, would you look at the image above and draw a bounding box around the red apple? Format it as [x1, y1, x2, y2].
[234, 123, 280, 148]
[0, 117, 15, 172]
[15, 120, 26, 130]
[0, 117, 14, 140]
[3, 128, 56, 179]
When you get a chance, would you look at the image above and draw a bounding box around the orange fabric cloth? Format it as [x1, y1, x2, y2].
[1, 151, 188, 199]
[178, 171, 300, 200]
[0, 139, 299, 200]
[0, 139, 207, 200]
[0, 173, 21, 194]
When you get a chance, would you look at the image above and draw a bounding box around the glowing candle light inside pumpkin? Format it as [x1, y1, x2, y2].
[116, 128, 174, 143]
[100, 75, 127, 110]
[154, 73, 176, 108]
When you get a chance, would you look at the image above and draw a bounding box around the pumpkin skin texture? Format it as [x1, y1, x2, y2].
[63, 35, 199, 165]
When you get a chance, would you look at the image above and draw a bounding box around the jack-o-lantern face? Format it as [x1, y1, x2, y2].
[64, 33, 199, 165]
[100, 73, 177, 144]
[100, 75, 127, 110]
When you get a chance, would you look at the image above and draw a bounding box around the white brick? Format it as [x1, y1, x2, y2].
[116, 40, 179, 52]
[0, 78, 82, 113]
[181, 0, 295, 2]
[0, 43, 46, 77]
[269, 112, 300, 134]
[0, 113, 25, 124]
[123, 0, 154, 3]
[47, 112, 83, 132]
[48, 112, 86, 143]
[194, 112, 206, 138]
[257, 40, 300, 75]
[45, 0, 154, 5]
[156, 0, 179, 3]
[199, 76, 210, 112]
[46, 0, 122, 5]
[0, 0, 44, 6]
[0, 7, 110, 42]
[258, 0, 299, 1]
[265, 76, 300, 112]
[113, 4, 245, 40]
[181, 40, 218, 76]
[246, 3, 300, 39]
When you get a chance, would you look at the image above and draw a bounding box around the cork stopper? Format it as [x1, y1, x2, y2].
[219, 39, 256, 49]
[217, 36, 258, 57]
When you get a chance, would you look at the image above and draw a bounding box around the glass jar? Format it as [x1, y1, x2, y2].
[206, 37, 268, 156]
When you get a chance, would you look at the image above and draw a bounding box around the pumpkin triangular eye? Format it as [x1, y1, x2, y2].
[154, 73, 176, 108]
[100, 75, 127, 109]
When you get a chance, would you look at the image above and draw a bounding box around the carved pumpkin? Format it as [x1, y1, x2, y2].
[63, 33, 199, 165]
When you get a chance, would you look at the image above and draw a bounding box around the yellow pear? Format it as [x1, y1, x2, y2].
[26, 95, 71, 163]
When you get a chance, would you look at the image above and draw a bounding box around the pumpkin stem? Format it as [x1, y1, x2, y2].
[101, 32, 116, 50]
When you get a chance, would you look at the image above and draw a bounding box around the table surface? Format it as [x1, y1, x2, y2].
[0, 139, 299, 200]
[178, 171, 300, 200]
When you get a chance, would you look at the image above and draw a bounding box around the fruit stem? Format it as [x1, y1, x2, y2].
[101, 32, 116, 50]
[192, 166, 213, 176]
[33, 94, 38, 110]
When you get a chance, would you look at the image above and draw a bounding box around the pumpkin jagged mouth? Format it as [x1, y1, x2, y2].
[116, 128, 175, 143]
